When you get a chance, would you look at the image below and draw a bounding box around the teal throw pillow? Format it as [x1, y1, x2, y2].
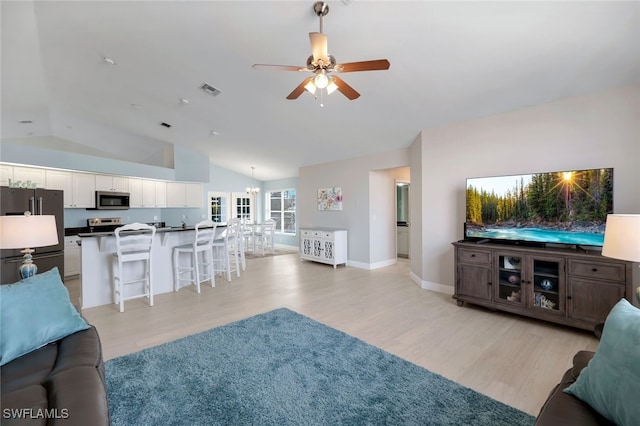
[0, 267, 90, 366]
[564, 298, 640, 426]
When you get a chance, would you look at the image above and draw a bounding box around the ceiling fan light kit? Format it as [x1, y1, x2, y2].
[252, 1, 390, 103]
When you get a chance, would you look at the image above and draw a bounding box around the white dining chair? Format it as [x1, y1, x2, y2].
[254, 219, 276, 256]
[173, 220, 216, 293]
[112, 223, 156, 312]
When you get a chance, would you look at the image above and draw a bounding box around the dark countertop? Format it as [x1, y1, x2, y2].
[78, 226, 191, 237]
[65, 227, 90, 236]
[76, 225, 225, 238]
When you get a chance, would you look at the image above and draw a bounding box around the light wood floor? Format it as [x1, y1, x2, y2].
[67, 254, 599, 417]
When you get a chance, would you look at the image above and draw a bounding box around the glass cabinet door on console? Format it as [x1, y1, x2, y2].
[495, 254, 525, 307]
[530, 257, 564, 315]
[495, 253, 565, 315]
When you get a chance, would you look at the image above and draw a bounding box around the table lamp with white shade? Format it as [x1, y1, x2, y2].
[601, 214, 640, 303]
[0, 212, 59, 280]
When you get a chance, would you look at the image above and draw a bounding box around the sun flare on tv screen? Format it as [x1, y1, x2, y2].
[465, 168, 613, 247]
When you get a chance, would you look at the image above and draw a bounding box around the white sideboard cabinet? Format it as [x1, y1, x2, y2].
[300, 228, 348, 268]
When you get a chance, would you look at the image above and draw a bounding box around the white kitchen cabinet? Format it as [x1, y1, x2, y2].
[73, 173, 96, 208]
[95, 175, 129, 192]
[2, 162, 206, 211]
[142, 179, 156, 207]
[300, 228, 348, 268]
[130, 179, 166, 208]
[155, 181, 167, 208]
[166, 182, 185, 207]
[167, 182, 203, 208]
[0, 164, 13, 186]
[13, 166, 46, 188]
[46, 170, 95, 208]
[144, 180, 167, 208]
[128, 178, 143, 208]
[64, 236, 81, 277]
[45, 170, 72, 206]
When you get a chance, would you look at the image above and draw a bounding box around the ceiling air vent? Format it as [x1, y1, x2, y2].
[200, 83, 222, 97]
[160, 122, 172, 128]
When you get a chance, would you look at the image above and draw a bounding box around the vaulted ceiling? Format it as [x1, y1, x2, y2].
[2, 1, 639, 181]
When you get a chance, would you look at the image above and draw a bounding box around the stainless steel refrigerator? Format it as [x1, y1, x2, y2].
[1, 187, 64, 284]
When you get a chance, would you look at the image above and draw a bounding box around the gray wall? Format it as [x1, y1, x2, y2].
[298, 84, 640, 290]
[298, 149, 411, 267]
[417, 83, 640, 290]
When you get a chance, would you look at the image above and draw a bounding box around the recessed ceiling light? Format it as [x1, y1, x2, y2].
[210, 130, 220, 136]
[179, 98, 190, 105]
[102, 57, 116, 65]
[130, 104, 141, 110]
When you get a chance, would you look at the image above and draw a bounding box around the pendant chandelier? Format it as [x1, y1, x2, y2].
[246, 166, 260, 195]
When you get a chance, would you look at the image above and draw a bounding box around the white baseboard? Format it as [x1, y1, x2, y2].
[346, 260, 369, 269]
[275, 243, 299, 251]
[347, 258, 397, 270]
[409, 270, 454, 295]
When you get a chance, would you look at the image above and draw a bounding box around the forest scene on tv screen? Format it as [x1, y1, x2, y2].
[466, 168, 613, 246]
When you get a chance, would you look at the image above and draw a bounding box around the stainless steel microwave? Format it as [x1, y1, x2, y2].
[94, 191, 130, 210]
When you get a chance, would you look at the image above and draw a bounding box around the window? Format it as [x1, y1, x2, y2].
[266, 189, 296, 234]
[208, 191, 255, 224]
[232, 192, 253, 222]
[208, 192, 229, 224]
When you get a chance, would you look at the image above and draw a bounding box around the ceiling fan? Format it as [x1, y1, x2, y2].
[252, 1, 390, 101]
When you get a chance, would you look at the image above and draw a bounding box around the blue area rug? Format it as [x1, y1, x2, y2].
[105, 308, 534, 425]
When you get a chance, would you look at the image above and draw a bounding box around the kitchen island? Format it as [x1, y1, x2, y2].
[78, 226, 224, 309]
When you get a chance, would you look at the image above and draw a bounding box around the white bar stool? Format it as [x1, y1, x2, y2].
[173, 220, 216, 293]
[112, 223, 156, 313]
[212, 219, 242, 281]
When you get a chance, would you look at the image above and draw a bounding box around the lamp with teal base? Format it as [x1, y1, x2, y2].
[0, 212, 59, 280]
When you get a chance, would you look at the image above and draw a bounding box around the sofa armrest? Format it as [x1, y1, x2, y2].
[46, 367, 110, 426]
[570, 350, 595, 379]
[535, 350, 614, 426]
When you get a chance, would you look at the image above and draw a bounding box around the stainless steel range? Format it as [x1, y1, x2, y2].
[87, 217, 122, 233]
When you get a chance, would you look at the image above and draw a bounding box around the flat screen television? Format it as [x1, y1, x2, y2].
[465, 168, 613, 247]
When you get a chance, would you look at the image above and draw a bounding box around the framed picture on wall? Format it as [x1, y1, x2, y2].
[318, 187, 342, 211]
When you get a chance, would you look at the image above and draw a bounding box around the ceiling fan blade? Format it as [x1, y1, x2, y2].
[335, 59, 390, 73]
[331, 76, 360, 100]
[286, 77, 314, 100]
[309, 32, 329, 64]
[252, 64, 308, 72]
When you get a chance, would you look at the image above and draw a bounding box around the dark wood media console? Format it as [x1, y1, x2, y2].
[452, 241, 633, 331]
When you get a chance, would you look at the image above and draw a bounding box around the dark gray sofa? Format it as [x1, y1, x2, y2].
[1, 326, 110, 425]
[535, 350, 613, 426]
